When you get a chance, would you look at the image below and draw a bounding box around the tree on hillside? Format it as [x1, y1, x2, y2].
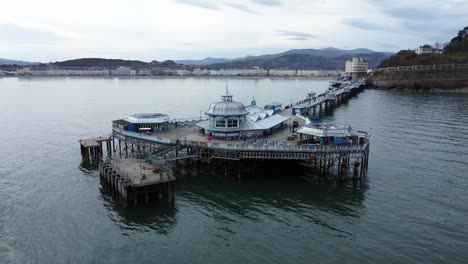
[378, 50, 417, 68]
[444, 36, 468, 53]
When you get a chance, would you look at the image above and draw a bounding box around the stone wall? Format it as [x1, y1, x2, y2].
[369, 68, 468, 90]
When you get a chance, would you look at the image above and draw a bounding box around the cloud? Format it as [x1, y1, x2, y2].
[251, 0, 283, 6]
[5, 0, 465, 61]
[288, 37, 309, 41]
[0, 24, 63, 43]
[378, 42, 400, 50]
[175, 0, 258, 13]
[382, 7, 436, 20]
[277, 30, 317, 39]
[342, 18, 388, 31]
[175, 0, 220, 10]
[363, 0, 468, 41]
[225, 2, 257, 13]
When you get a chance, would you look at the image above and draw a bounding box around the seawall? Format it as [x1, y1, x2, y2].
[369, 68, 468, 91]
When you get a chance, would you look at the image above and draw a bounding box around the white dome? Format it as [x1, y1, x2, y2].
[205, 100, 249, 116]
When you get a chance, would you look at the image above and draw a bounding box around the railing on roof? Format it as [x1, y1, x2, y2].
[169, 117, 208, 123]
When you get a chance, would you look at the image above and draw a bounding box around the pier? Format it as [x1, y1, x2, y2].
[81, 80, 370, 206]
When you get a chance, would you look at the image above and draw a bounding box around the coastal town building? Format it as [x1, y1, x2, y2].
[163, 69, 178, 75]
[17, 68, 110, 76]
[297, 69, 343, 77]
[192, 68, 210, 76]
[17, 67, 31, 75]
[137, 69, 152, 76]
[117, 67, 132, 76]
[12, 65, 349, 78]
[268, 69, 296, 76]
[415, 45, 435, 55]
[345, 57, 368, 79]
[209, 68, 268, 76]
[345, 58, 368, 73]
[176, 69, 192, 76]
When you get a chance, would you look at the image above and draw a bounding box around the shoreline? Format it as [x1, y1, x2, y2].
[370, 86, 468, 93]
[0, 75, 334, 81]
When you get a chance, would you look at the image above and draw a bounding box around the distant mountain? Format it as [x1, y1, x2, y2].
[176, 57, 231, 65]
[0, 58, 39, 66]
[1, 47, 393, 70]
[160, 60, 177, 67]
[176, 48, 393, 69]
[207, 52, 391, 70]
[237, 47, 382, 61]
[52, 58, 159, 68]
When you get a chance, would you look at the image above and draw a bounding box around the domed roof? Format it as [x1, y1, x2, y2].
[205, 87, 249, 116]
[206, 100, 249, 116]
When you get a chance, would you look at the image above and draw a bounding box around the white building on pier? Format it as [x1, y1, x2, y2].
[196, 88, 289, 139]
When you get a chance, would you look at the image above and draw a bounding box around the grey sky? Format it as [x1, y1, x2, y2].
[0, 0, 466, 61]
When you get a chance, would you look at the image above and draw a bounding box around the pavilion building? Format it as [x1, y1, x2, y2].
[113, 113, 171, 133]
[196, 88, 290, 139]
[296, 123, 367, 145]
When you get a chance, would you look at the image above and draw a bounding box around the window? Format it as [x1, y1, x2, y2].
[215, 118, 225, 128]
[227, 118, 238, 128]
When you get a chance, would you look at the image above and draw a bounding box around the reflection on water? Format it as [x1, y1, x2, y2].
[98, 159, 367, 237]
[79, 161, 100, 171]
[99, 189, 178, 235]
[177, 168, 367, 216]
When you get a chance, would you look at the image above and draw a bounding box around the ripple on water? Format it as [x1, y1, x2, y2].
[1, 80, 468, 264]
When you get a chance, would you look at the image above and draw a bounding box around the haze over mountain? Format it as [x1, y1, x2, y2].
[0, 58, 39, 66]
[177, 48, 393, 69]
[175, 57, 232, 66]
[2, 47, 393, 70]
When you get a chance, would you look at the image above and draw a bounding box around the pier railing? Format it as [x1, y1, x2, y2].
[114, 126, 369, 153]
[183, 140, 368, 153]
[113, 128, 174, 144]
[169, 117, 208, 124]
